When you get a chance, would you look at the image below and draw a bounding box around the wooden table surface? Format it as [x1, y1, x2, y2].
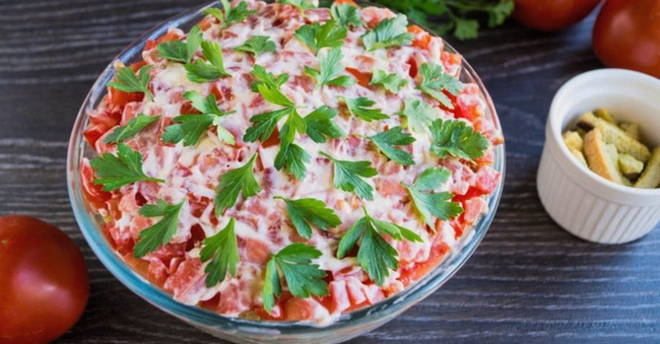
[1, 1, 659, 343]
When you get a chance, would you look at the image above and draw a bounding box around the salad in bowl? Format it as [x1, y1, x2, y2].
[68, 0, 504, 342]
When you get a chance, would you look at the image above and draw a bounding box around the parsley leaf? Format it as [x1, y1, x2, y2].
[417, 62, 463, 108]
[250, 64, 289, 91]
[337, 208, 422, 285]
[279, 110, 306, 146]
[185, 41, 230, 82]
[320, 151, 377, 200]
[295, 20, 347, 55]
[214, 153, 261, 216]
[91, 143, 163, 191]
[200, 218, 240, 287]
[368, 126, 415, 166]
[157, 25, 202, 63]
[361, 14, 413, 51]
[162, 91, 234, 146]
[370, 69, 408, 93]
[108, 65, 153, 101]
[262, 243, 328, 313]
[331, 2, 363, 28]
[255, 82, 294, 107]
[243, 108, 291, 143]
[304, 105, 345, 143]
[275, 196, 341, 239]
[304, 47, 355, 87]
[430, 118, 489, 160]
[343, 97, 388, 122]
[277, 0, 316, 11]
[134, 199, 185, 258]
[453, 18, 479, 40]
[403, 167, 462, 227]
[399, 97, 437, 134]
[235, 35, 277, 55]
[204, 0, 256, 29]
[104, 114, 159, 144]
[275, 143, 310, 180]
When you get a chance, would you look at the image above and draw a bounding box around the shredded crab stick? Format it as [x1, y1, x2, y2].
[81, 0, 502, 325]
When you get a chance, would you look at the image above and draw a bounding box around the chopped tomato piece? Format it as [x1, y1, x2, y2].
[407, 57, 418, 78]
[334, 0, 359, 6]
[345, 67, 372, 87]
[80, 161, 111, 209]
[408, 25, 432, 49]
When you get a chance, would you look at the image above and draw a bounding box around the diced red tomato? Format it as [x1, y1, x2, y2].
[80, 161, 111, 209]
[345, 67, 372, 87]
[461, 197, 486, 225]
[399, 242, 449, 286]
[238, 237, 271, 265]
[334, 0, 358, 6]
[475, 166, 500, 194]
[408, 25, 432, 49]
[407, 57, 418, 78]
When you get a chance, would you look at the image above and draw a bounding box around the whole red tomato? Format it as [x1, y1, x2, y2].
[514, 0, 602, 31]
[593, 0, 660, 77]
[0, 215, 89, 344]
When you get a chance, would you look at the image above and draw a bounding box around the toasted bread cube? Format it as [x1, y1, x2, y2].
[584, 129, 624, 184]
[594, 108, 616, 124]
[578, 112, 651, 162]
[634, 147, 660, 188]
[569, 148, 588, 166]
[563, 131, 583, 151]
[619, 122, 640, 140]
[618, 154, 644, 177]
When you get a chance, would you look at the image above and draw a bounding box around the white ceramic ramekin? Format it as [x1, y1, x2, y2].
[537, 69, 660, 244]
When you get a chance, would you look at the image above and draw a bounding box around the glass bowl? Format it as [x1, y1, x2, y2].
[66, 1, 505, 343]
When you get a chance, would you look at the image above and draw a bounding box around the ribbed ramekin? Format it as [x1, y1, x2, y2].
[537, 69, 660, 244]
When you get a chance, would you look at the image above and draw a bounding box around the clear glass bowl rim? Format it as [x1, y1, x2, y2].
[66, 0, 506, 336]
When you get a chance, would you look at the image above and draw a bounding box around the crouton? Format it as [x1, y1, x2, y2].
[583, 129, 624, 184]
[634, 147, 660, 188]
[619, 122, 640, 140]
[594, 108, 616, 124]
[569, 148, 588, 166]
[577, 112, 651, 162]
[563, 131, 583, 151]
[618, 154, 644, 177]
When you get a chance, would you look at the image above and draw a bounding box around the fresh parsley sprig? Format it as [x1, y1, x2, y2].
[91, 143, 163, 191]
[251, 65, 288, 91]
[200, 218, 240, 287]
[320, 151, 377, 200]
[337, 207, 422, 285]
[304, 47, 355, 87]
[371, 0, 514, 40]
[262, 243, 328, 313]
[367, 126, 416, 166]
[214, 153, 261, 216]
[361, 14, 413, 51]
[134, 199, 185, 258]
[108, 65, 153, 101]
[342, 96, 389, 122]
[304, 106, 346, 143]
[399, 97, 437, 134]
[274, 142, 310, 180]
[417, 62, 463, 108]
[403, 167, 463, 227]
[235, 35, 277, 56]
[162, 91, 234, 146]
[104, 114, 160, 144]
[295, 20, 347, 55]
[277, 0, 317, 12]
[185, 41, 230, 83]
[370, 69, 408, 93]
[331, 2, 363, 28]
[430, 118, 489, 160]
[275, 196, 342, 239]
[157, 25, 202, 63]
[204, 0, 256, 29]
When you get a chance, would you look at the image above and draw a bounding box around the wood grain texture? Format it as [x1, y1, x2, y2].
[0, 1, 658, 343]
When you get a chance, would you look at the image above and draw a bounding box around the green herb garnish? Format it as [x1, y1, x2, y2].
[185, 41, 230, 82]
[91, 143, 163, 191]
[342, 96, 388, 122]
[304, 106, 346, 143]
[320, 151, 377, 200]
[331, 2, 363, 28]
[134, 199, 185, 258]
[337, 207, 422, 285]
[417, 62, 462, 108]
[214, 153, 261, 216]
[276, 196, 341, 239]
[157, 25, 202, 63]
[204, 0, 256, 29]
[295, 20, 347, 55]
[361, 14, 413, 51]
[200, 218, 240, 287]
[108, 65, 153, 101]
[162, 91, 234, 146]
[369, 69, 408, 93]
[429, 118, 489, 160]
[235, 35, 277, 56]
[368, 126, 415, 166]
[399, 97, 437, 134]
[262, 243, 328, 313]
[403, 167, 463, 227]
[104, 114, 160, 144]
[304, 47, 355, 87]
